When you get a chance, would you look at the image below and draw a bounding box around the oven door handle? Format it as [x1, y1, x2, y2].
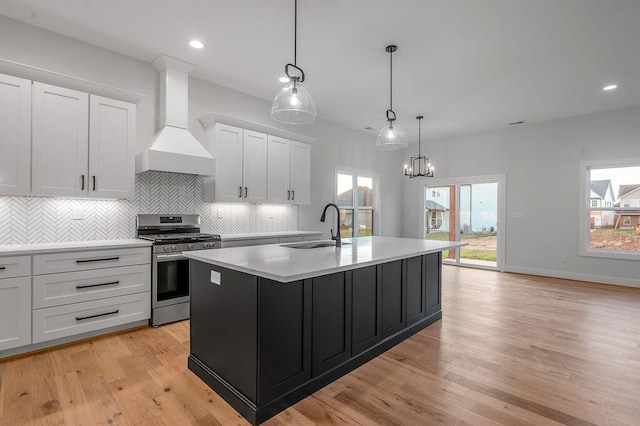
[155, 253, 188, 261]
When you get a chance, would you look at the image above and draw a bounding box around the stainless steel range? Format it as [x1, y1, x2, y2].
[136, 214, 221, 327]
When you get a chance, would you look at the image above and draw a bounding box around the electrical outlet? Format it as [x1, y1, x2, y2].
[560, 255, 567, 263]
[71, 207, 84, 220]
[512, 211, 524, 218]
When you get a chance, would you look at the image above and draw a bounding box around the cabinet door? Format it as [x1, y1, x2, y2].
[312, 272, 352, 376]
[242, 130, 267, 203]
[290, 141, 311, 205]
[266, 135, 291, 204]
[0, 277, 31, 351]
[351, 266, 381, 356]
[0, 73, 31, 196]
[32, 82, 89, 197]
[89, 95, 136, 199]
[381, 260, 406, 338]
[406, 256, 426, 325]
[258, 278, 311, 404]
[425, 252, 442, 316]
[214, 124, 244, 202]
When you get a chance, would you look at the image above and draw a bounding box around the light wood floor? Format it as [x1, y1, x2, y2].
[2, 266, 640, 425]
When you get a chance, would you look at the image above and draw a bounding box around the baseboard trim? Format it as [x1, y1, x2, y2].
[504, 265, 640, 288]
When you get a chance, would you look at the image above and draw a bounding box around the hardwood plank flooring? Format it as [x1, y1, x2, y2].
[2, 266, 640, 425]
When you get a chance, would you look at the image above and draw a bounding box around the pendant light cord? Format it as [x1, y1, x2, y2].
[389, 48, 393, 113]
[418, 117, 422, 157]
[294, 0, 297, 66]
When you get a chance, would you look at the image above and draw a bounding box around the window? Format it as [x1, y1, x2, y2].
[336, 170, 376, 237]
[432, 189, 441, 198]
[581, 160, 640, 260]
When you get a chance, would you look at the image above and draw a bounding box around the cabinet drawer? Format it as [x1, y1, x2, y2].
[32, 292, 150, 343]
[33, 247, 150, 275]
[33, 265, 151, 309]
[0, 255, 31, 279]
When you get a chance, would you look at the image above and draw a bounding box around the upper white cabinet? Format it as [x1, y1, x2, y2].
[0, 73, 31, 196]
[289, 140, 311, 205]
[266, 135, 291, 204]
[267, 137, 311, 205]
[207, 124, 267, 203]
[31, 82, 135, 199]
[32, 82, 89, 197]
[89, 95, 136, 199]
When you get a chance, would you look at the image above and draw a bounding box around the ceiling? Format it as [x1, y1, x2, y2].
[2, 0, 640, 142]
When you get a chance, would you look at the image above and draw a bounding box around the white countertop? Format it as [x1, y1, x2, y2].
[184, 236, 466, 283]
[219, 231, 324, 241]
[0, 239, 152, 256]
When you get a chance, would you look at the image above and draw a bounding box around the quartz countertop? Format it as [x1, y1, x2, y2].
[0, 239, 152, 256]
[183, 236, 466, 283]
[219, 231, 324, 241]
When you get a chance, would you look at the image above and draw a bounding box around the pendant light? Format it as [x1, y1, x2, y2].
[376, 45, 407, 150]
[271, 0, 317, 124]
[404, 116, 435, 178]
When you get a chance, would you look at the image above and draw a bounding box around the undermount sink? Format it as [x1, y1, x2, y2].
[281, 241, 351, 249]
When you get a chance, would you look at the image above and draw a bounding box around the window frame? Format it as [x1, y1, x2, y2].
[335, 167, 379, 238]
[579, 158, 640, 261]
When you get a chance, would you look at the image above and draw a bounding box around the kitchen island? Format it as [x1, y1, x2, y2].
[184, 236, 464, 425]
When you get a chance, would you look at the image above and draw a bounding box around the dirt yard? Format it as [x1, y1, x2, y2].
[462, 235, 497, 250]
[590, 229, 640, 250]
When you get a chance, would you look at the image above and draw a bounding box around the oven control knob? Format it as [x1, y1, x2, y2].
[203, 243, 209, 249]
[188, 244, 194, 250]
[171, 245, 177, 251]
[164, 246, 170, 252]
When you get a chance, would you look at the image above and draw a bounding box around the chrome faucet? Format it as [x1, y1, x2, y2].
[320, 203, 342, 247]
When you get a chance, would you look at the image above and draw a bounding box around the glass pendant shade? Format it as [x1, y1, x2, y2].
[271, 80, 317, 124]
[376, 121, 408, 150]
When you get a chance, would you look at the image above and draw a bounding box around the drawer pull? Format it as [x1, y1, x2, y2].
[0, 266, 5, 270]
[76, 257, 120, 264]
[76, 280, 120, 290]
[76, 310, 119, 321]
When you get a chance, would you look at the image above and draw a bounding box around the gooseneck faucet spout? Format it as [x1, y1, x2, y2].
[320, 203, 342, 247]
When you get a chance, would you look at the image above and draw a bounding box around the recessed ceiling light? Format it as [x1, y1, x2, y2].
[189, 40, 204, 49]
[603, 84, 618, 91]
[278, 76, 290, 83]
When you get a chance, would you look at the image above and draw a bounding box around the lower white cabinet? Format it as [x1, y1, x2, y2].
[33, 264, 151, 309]
[32, 292, 150, 344]
[0, 276, 31, 351]
[33, 247, 151, 275]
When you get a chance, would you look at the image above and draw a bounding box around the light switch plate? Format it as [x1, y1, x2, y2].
[512, 211, 524, 218]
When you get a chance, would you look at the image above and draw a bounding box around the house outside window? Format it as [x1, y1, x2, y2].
[336, 169, 377, 238]
[581, 160, 640, 260]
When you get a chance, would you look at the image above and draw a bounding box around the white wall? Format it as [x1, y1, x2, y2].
[402, 106, 640, 286]
[0, 16, 403, 238]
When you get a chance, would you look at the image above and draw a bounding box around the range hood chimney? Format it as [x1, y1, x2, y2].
[136, 54, 214, 175]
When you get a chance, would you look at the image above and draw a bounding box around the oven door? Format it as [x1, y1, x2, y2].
[152, 253, 191, 308]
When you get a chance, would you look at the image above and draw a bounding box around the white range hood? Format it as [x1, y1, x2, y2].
[136, 54, 214, 175]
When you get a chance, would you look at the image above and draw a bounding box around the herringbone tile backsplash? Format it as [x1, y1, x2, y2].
[0, 171, 298, 245]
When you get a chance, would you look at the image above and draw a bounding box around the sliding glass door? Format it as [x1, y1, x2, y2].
[424, 176, 504, 270]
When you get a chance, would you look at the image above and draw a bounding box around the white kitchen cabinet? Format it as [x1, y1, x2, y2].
[32, 82, 89, 197]
[266, 135, 291, 204]
[31, 82, 136, 199]
[267, 136, 311, 205]
[0, 73, 31, 196]
[290, 141, 311, 205]
[89, 95, 136, 199]
[0, 253, 32, 351]
[207, 124, 267, 203]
